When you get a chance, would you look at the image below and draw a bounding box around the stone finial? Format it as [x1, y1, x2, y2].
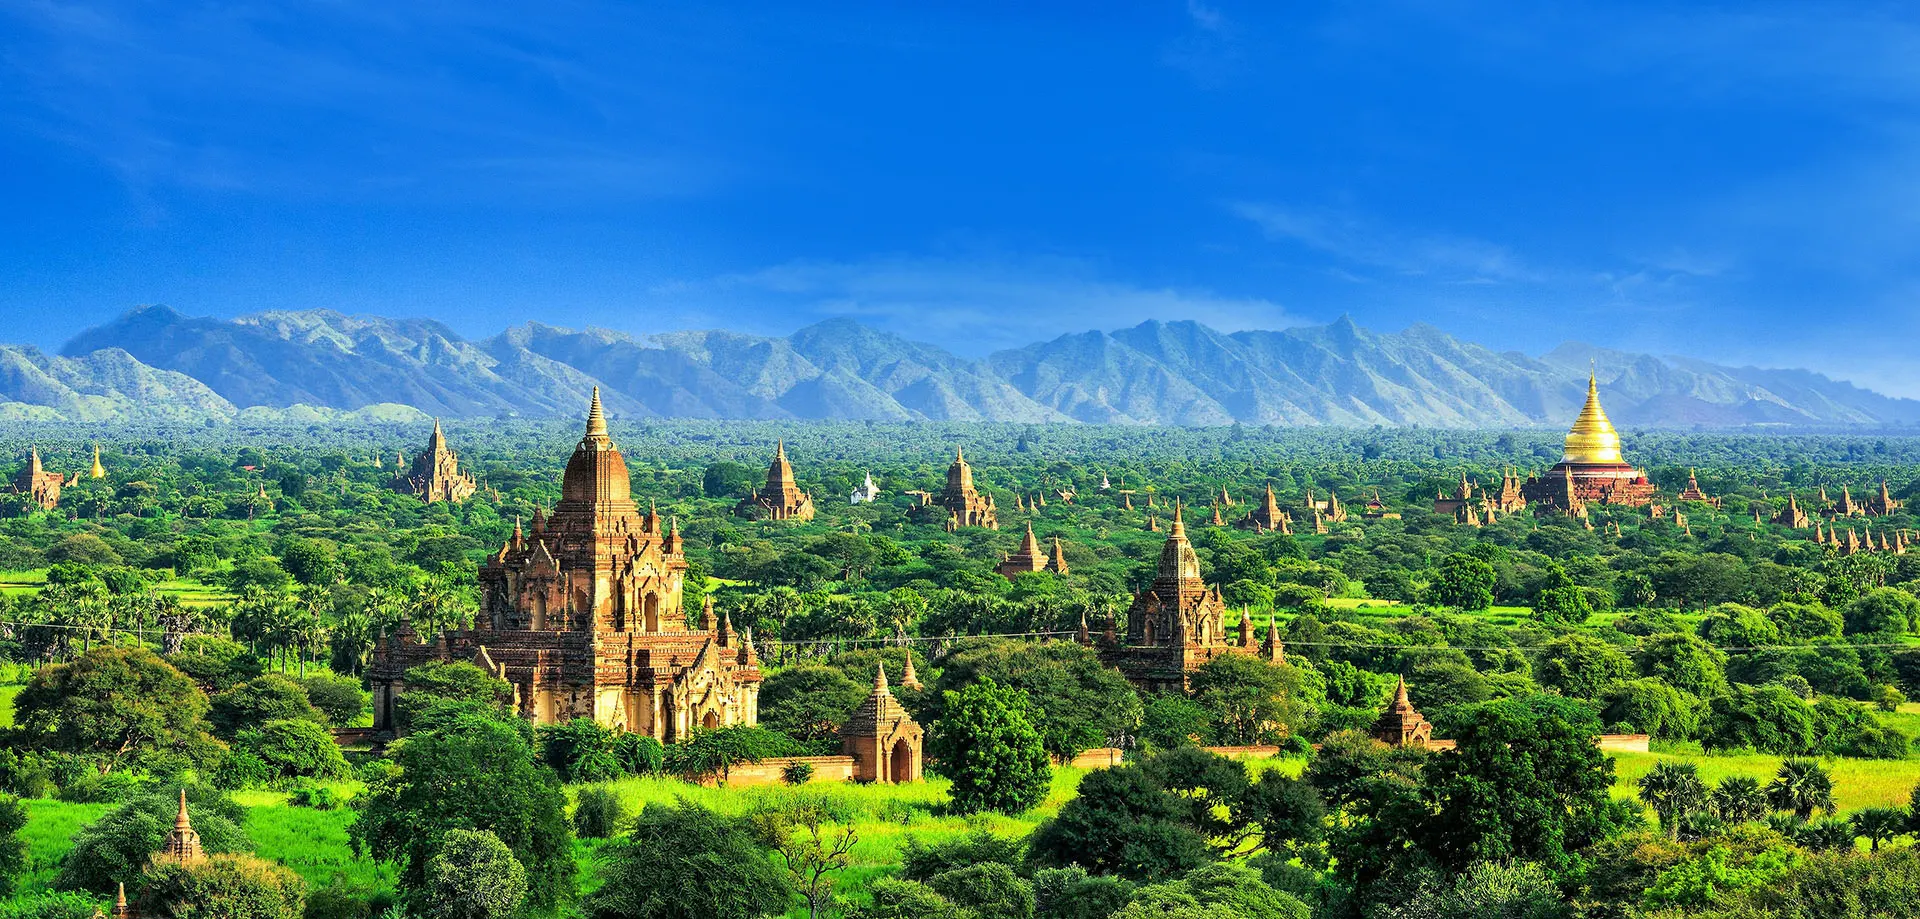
[874, 661, 889, 693]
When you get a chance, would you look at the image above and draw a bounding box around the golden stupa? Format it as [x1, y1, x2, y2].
[1561, 373, 1623, 465]
[88, 444, 105, 479]
[1519, 368, 1655, 513]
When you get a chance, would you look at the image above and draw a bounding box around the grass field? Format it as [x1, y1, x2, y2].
[0, 569, 235, 608]
[9, 746, 1917, 916]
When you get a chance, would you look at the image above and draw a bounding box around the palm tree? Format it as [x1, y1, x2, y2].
[1710, 775, 1771, 823]
[1636, 760, 1709, 839]
[1767, 758, 1837, 820]
[1850, 806, 1908, 852]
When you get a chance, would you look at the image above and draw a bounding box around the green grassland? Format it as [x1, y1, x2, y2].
[0, 568, 235, 608]
[12, 748, 1920, 916]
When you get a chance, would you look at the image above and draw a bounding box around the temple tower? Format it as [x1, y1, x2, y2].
[736, 440, 816, 521]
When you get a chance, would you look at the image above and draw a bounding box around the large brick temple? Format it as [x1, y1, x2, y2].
[1521, 373, 1656, 515]
[370, 389, 762, 737]
[1102, 503, 1281, 692]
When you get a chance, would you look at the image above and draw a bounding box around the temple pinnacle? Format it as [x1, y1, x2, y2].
[584, 386, 608, 439]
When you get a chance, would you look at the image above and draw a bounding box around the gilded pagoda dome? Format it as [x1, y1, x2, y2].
[1562, 373, 1623, 465]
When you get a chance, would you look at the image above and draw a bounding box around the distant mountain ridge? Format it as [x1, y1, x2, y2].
[19, 305, 1916, 428]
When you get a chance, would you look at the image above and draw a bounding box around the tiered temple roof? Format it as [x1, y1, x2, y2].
[1102, 503, 1274, 692]
[1676, 468, 1716, 505]
[153, 788, 206, 866]
[1773, 494, 1811, 529]
[1867, 481, 1901, 517]
[735, 441, 816, 521]
[391, 419, 478, 504]
[850, 471, 881, 504]
[840, 664, 923, 783]
[1238, 484, 1292, 533]
[1371, 677, 1435, 748]
[998, 522, 1070, 580]
[912, 448, 998, 530]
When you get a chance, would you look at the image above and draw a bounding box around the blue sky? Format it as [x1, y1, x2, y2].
[3, 2, 1919, 393]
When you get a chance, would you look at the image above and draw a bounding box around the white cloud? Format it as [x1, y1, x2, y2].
[1231, 202, 1541, 284]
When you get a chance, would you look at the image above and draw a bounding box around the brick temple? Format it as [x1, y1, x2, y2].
[390, 419, 478, 504]
[1102, 503, 1281, 692]
[912, 447, 998, 529]
[997, 522, 1069, 580]
[734, 440, 816, 521]
[370, 389, 761, 737]
[10, 447, 68, 510]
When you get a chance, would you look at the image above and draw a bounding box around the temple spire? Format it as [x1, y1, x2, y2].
[584, 387, 608, 441]
[874, 661, 889, 693]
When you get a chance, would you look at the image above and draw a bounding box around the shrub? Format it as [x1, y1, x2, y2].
[212, 750, 273, 791]
[781, 760, 815, 785]
[582, 801, 791, 919]
[902, 830, 1026, 881]
[235, 719, 351, 782]
[926, 862, 1036, 919]
[138, 852, 306, 919]
[420, 829, 527, 919]
[615, 732, 665, 776]
[573, 786, 627, 839]
[289, 786, 343, 810]
[55, 769, 145, 804]
[297, 673, 370, 727]
[536, 718, 624, 783]
[928, 678, 1051, 815]
[0, 891, 109, 919]
[56, 785, 251, 894]
[0, 795, 24, 897]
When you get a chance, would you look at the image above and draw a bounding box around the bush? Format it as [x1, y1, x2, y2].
[928, 678, 1052, 815]
[581, 801, 791, 919]
[297, 673, 369, 727]
[0, 795, 24, 898]
[536, 719, 624, 783]
[615, 732, 665, 776]
[55, 769, 144, 804]
[138, 852, 306, 919]
[56, 785, 251, 895]
[573, 786, 627, 839]
[0, 891, 109, 919]
[420, 829, 527, 919]
[781, 760, 815, 785]
[212, 750, 273, 791]
[235, 719, 351, 782]
[902, 830, 1026, 881]
[925, 862, 1036, 919]
[288, 786, 343, 810]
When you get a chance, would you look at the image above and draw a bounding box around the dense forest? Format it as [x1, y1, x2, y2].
[4, 418, 1920, 918]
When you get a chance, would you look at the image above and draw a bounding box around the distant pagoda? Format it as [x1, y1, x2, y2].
[1372, 677, 1435, 748]
[390, 420, 477, 504]
[735, 441, 816, 521]
[1238, 484, 1291, 534]
[998, 522, 1069, 580]
[11, 447, 66, 510]
[912, 448, 997, 530]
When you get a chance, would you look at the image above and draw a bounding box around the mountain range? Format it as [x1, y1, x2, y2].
[7, 305, 1912, 428]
